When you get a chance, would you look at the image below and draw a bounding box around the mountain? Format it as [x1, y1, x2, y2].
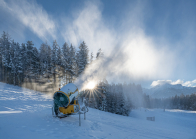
[143, 83, 196, 98]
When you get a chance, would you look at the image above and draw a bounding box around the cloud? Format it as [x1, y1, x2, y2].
[0, 0, 56, 42]
[151, 79, 196, 87]
[183, 79, 196, 87]
[171, 79, 184, 85]
[151, 80, 172, 87]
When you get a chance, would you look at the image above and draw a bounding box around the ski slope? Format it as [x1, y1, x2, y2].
[0, 82, 196, 139]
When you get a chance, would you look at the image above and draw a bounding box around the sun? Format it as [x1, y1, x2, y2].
[86, 81, 96, 90]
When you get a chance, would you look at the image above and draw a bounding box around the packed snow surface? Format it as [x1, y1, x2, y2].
[0, 82, 196, 139]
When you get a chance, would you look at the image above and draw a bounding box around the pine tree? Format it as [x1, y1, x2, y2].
[100, 79, 108, 111]
[17, 44, 24, 86]
[20, 43, 27, 83]
[57, 46, 62, 68]
[9, 40, 20, 85]
[77, 41, 89, 75]
[69, 44, 78, 81]
[46, 43, 52, 79]
[62, 42, 70, 71]
[51, 40, 60, 83]
[32, 47, 39, 79]
[62, 42, 70, 83]
[26, 41, 34, 80]
[111, 84, 117, 113]
[1, 32, 11, 83]
[0, 34, 2, 81]
[116, 83, 124, 115]
[39, 43, 48, 76]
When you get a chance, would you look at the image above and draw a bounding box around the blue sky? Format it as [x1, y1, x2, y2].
[0, 0, 196, 88]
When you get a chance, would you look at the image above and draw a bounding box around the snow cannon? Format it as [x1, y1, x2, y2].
[53, 83, 80, 116]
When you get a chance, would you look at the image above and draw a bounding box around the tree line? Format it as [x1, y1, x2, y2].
[0, 31, 91, 91]
[143, 93, 196, 111]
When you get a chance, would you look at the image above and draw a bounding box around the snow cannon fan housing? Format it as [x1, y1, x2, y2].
[53, 83, 80, 116]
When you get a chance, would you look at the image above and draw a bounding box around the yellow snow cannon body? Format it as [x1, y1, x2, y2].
[53, 83, 80, 116]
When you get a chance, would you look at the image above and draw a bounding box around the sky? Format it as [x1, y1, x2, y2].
[0, 0, 196, 88]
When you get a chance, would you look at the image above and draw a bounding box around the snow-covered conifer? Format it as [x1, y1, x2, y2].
[77, 41, 89, 75]
[51, 40, 60, 83]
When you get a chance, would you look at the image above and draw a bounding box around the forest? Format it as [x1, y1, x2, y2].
[0, 31, 90, 92]
[145, 94, 196, 111]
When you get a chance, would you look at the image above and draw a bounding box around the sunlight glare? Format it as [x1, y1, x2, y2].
[86, 81, 96, 90]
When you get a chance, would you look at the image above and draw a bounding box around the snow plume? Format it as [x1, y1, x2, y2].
[0, 0, 56, 41]
[151, 79, 196, 87]
[68, 1, 175, 90]
[61, 0, 116, 56]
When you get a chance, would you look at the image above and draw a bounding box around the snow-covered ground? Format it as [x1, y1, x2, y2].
[0, 82, 196, 139]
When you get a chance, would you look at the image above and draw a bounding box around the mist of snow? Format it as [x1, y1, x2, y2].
[69, 1, 175, 90]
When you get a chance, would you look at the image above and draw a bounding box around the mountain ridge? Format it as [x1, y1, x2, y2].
[143, 83, 196, 98]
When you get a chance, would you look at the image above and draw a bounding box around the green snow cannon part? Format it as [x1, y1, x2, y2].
[53, 91, 70, 115]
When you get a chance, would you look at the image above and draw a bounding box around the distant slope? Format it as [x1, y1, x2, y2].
[0, 82, 196, 139]
[143, 83, 196, 98]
